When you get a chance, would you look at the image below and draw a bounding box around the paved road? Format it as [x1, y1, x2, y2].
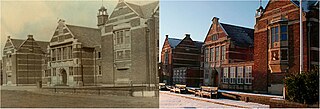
[160, 91, 233, 108]
[0, 89, 158, 108]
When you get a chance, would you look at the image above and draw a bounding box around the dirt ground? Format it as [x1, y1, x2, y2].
[0, 89, 159, 108]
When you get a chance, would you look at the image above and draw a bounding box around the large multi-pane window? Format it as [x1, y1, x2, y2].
[63, 47, 67, 60]
[245, 66, 252, 84]
[57, 48, 61, 60]
[116, 51, 123, 59]
[280, 25, 288, 41]
[164, 51, 169, 64]
[223, 67, 228, 83]
[209, 48, 213, 61]
[271, 26, 279, 48]
[215, 47, 219, 61]
[205, 48, 209, 62]
[115, 29, 130, 45]
[53, 68, 56, 76]
[124, 50, 131, 59]
[68, 46, 72, 59]
[52, 49, 56, 61]
[221, 46, 226, 61]
[237, 67, 244, 84]
[230, 67, 236, 84]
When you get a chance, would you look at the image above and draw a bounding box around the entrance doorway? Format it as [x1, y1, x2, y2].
[60, 69, 67, 85]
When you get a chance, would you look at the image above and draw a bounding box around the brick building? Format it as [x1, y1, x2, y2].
[161, 34, 203, 85]
[47, 19, 101, 86]
[101, 0, 159, 87]
[2, 35, 49, 86]
[203, 17, 254, 88]
[172, 67, 203, 87]
[253, 0, 319, 94]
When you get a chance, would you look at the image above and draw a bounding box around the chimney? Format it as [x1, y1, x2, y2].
[212, 17, 219, 24]
[185, 33, 190, 38]
[165, 34, 169, 38]
[27, 35, 33, 39]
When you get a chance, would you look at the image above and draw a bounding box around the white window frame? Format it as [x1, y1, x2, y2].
[230, 67, 236, 84]
[223, 67, 229, 83]
[237, 67, 244, 84]
[245, 66, 252, 84]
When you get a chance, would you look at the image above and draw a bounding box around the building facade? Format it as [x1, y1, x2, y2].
[253, 0, 319, 94]
[172, 67, 203, 87]
[203, 17, 254, 87]
[2, 35, 49, 86]
[101, 0, 159, 86]
[161, 34, 204, 85]
[47, 19, 101, 86]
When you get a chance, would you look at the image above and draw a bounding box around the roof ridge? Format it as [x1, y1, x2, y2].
[220, 23, 253, 30]
[66, 24, 99, 30]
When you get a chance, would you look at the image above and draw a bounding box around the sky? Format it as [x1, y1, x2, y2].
[159, 0, 268, 49]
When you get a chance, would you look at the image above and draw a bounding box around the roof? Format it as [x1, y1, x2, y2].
[36, 41, 49, 52]
[220, 23, 254, 47]
[168, 38, 182, 48]
[10, 39, 25, 49]
[194, 41, 204, 49]
[66, 24, 101, 48]
[291, 0, 318, 12]
[125, 1, 159, 18]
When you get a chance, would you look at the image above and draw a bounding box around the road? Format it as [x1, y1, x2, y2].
[0, 89, 158, 108]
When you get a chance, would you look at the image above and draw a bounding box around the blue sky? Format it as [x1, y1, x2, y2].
[160, 0, 268, 48]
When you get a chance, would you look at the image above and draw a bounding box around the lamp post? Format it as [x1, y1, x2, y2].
[299, 0, 303, 74]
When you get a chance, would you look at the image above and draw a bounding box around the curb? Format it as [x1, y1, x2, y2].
[161, 91, 248, 108]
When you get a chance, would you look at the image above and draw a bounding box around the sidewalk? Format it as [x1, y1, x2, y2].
[161, 91, 270, 108]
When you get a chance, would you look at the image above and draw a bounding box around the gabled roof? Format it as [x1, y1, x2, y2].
[168, 38, 182, 49]
[66, 24, 101, 48]
[10, 38, 25, 49]
[125, 1, 159, 18]
[291, 0, 318, 12]
[194, 41, 204, 49]
[220, 23, 254, 47]
[36, 41, 49, 52]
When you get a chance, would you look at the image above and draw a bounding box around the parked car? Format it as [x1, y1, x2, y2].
[169, 86, 176, 92]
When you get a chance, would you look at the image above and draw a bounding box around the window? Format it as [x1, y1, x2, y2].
[271, 27, 279, 48]
[69, 67, 73, 75]
[63, 47, 67, 60]
[164, 51, 169, 64]
[221, 46, 226, 61]
[53, 68, 56, 76]
[215, 47, 219, 61]
[209, 48, 213, 61]
[280, 25, 288, 41]
[68, 46, 72, 59]
[245, 66, 252, 84]
[205, 48, 209, 62]
[271, 50, 279, 60]
[52, 49, 56, 61]
[237, 67, 244, 84]
[281, 49, 288, 60]
[116, 51, 123, 59]
[57, 48, 61, 60]
[125, 30, 130, 44]
[98, 66, 102, 75]
[212, 34, 218, 41]
[230, 67, 236, 84]
[223, 67, 229, 83]
[98, 52, 101, 58]
[125, 50, 131, 59]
